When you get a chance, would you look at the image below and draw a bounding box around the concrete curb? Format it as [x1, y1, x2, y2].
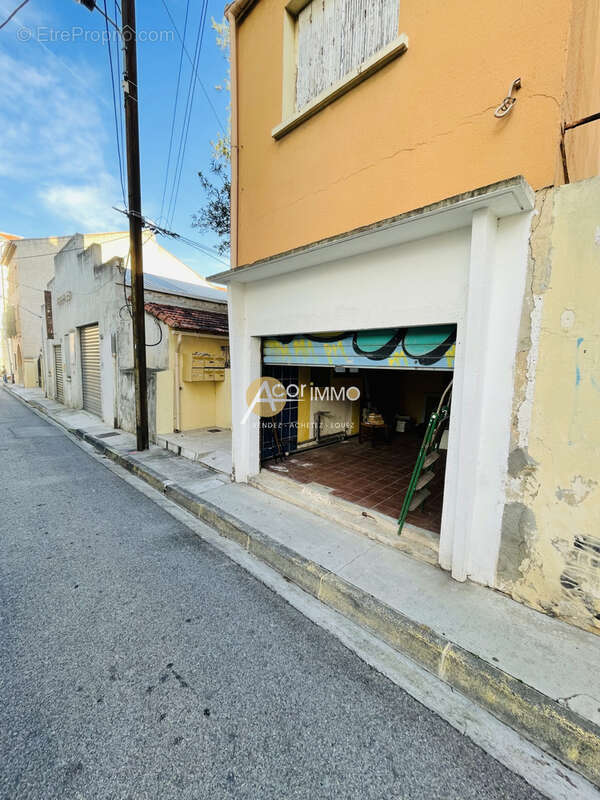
[5, 385, 600, 789]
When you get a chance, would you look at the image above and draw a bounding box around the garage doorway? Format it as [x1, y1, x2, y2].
[260, 326, 455, 535]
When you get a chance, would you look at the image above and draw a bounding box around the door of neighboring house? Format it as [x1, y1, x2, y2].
[54, 345, 64, 403]
[80, 324, 102, 417]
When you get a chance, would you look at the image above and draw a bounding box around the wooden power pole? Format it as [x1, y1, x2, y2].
[121, 0, 149, 450]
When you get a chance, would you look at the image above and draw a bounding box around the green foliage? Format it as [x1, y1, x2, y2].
[193, 17, 231, 254]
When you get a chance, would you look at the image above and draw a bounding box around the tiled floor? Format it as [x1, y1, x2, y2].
[265, 433, 446, 534]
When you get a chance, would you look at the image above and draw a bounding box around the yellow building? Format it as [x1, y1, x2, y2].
[148, 302, 231, 436]
[211, 0, 600, 635]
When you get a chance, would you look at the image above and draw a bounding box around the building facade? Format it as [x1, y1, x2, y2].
[211, 0, 600, 634]
[42, 232, 230, 439]
[1, 235, 72, 387]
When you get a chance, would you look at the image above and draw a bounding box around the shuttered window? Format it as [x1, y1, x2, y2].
[295, 0, 400, 110]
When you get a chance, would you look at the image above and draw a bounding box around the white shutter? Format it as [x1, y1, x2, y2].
[54, 345, 64, 403]
[80, 324, 102, 418]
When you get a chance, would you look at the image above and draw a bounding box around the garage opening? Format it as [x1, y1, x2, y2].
[260, 326, 455, 535]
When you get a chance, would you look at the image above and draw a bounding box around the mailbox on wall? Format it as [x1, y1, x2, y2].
[182, 352, 226, 382]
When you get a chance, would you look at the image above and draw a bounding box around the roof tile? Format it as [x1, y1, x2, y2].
[144, 302, 228, 335]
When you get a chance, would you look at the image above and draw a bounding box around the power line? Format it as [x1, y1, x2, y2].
[111, 206, 228, 266]
[160, 0, 225, 134]
[0, 0, 30, 31]
[114, 0, 126, 199]
[159, 0, 190, 225]
[166, 0, 209, 229]
[103, 0, 127, 206]
[89, 1, 120, 32]
[166, 234, 228, 265]
[164, 2, 205, 227]
[2, 233, 132, 261]
[16, 304, 42, 319]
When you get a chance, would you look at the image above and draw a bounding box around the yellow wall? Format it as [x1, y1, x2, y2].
[234, 0, 599, 266]
[501, 177, 600, 634]
[296, 368, 362, 444]
[23, 359, 38, 389]
[177, 334, 231, 432]
[155, 333, 232, 435]
[297, 366, 311, 443]
[155, 365, 174, 436]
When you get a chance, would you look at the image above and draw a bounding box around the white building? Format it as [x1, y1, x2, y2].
[42, 232, 230, 439]
[1, 234, 72, 386]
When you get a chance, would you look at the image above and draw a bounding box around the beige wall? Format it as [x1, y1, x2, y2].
[3, 236, 71, 384]
[499, 177, 600, 634]
[233, 0, 599, 266]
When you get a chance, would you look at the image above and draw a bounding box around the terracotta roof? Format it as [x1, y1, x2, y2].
[144, 302, 228, 335]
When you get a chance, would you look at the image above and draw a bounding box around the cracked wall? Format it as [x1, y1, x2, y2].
[235, 0, 578, 265]
[498, 177, 600, 635]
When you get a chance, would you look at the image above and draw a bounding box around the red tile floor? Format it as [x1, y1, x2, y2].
[265, 432, 446, 534]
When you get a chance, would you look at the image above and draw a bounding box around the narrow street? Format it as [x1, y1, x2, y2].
[0, 389, 542, 800]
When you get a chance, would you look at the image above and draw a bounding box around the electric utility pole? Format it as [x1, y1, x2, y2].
[76, 0, 148, 448]
[121, 0, 149, 450]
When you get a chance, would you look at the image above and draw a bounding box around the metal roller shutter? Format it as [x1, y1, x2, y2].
[80, 324, 102, 417]
[54, 345, 63, 403]
[263, 325, 456, 370]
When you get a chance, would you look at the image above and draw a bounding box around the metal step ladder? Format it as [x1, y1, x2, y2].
[398, 380, 453, 535]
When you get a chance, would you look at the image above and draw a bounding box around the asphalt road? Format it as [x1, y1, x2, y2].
[0, 389, 543, 800]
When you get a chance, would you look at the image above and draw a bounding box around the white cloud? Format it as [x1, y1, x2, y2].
[0, 33, 123, 232]
[39, 178, 123, 231]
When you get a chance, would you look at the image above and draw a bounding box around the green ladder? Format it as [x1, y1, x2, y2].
[398, 381, 453, 535]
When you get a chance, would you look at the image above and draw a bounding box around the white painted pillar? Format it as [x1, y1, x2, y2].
[228, 282, 261, 482]
[468, 212, 533, 584]
[450, 208, 497, 582]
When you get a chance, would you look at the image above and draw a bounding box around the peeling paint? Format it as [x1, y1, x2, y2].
[556, 475, 597, 505]
[500, 177, 600, 635]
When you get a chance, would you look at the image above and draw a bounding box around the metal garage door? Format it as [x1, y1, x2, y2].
[54, 345, 63, 403]
[263, 325, 457, 370]
[80, 324, 102, 417]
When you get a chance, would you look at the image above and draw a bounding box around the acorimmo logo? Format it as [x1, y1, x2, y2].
[242, 377, 360, 423]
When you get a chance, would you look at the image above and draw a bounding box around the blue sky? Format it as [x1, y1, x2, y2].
[0, 0, 230, 278]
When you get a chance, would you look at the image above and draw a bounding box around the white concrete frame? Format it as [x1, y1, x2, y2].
[220, 179, 535, 586]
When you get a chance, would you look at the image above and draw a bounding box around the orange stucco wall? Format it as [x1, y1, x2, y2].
[233, 0, 597, 267]
[562, 0, 600, 183]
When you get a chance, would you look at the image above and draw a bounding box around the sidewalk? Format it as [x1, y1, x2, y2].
[5, 384, 600, 797]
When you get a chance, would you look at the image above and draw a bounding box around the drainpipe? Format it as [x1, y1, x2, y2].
[174, 333, 182, 432]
